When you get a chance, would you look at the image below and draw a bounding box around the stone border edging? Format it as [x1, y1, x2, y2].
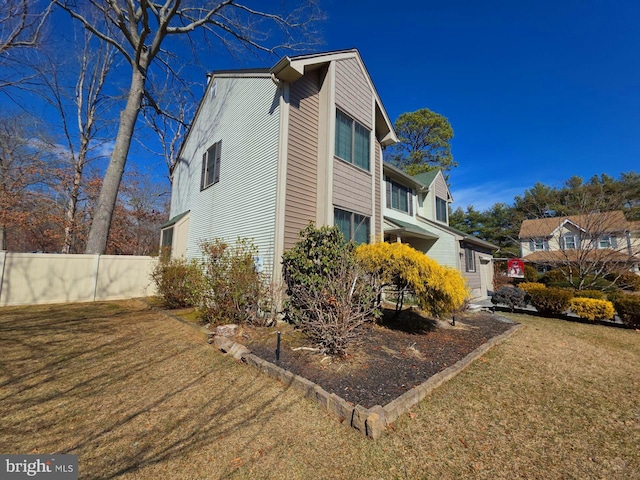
[212, 317, 524, 440]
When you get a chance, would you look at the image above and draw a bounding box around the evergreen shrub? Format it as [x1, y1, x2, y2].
[613, 294, 640, 328]
[491, 286, 527, 312]
[529, 287, 574, 315]
[569, 297, 615, 321]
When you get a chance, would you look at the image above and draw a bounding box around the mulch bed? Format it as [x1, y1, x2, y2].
[244, 308, 517, 408]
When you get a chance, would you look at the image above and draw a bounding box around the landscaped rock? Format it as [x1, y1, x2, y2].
[215, 324, 239, 337]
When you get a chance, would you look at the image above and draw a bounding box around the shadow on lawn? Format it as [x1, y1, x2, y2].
[0, 301, 306, 480]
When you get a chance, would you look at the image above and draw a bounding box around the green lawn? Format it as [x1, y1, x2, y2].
[0, 300, 638, 479]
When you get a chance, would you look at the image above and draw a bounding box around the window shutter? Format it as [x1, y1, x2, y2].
[386, 179, 391, 208]
[200, 151, 207, 190]
[529, 240, 534, 252]
[213, 141, 221, 184]
[611, 236, 618, 249]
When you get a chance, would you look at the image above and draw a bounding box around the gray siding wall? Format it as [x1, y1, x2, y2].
[463, 248, 482, 289]
[170, 76, 280, 272]
[284, 70, 320, 250]
[333, 159, 372, 216]
[335, 58, 373, 128]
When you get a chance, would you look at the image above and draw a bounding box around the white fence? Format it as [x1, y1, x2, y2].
[0, 252, 158, 307]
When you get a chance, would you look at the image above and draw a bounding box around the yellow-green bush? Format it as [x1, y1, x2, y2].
[573, 289, 606, 300]
[569, 297, 615, 321]
[355, 242, 468, 317]
[517, 282, 546, 295]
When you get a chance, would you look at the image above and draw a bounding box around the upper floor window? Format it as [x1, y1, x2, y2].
[386, 178, 413, 214]
[335, 109, 370, 171]
[562, 234, 576, 250]
[530, 238, 548, 251]
[334, 208, 370, 244]
[598, 235, 615, 249]
[200, 140, 221, 190]
[436, 196, 447, 223]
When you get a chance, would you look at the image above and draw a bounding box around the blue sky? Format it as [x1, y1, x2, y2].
[315, 0, 640, 210]
[4, 1, 639, 212]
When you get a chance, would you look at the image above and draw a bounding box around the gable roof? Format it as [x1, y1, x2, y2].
[411, 170, 439, 187]
[519, 211, 632, 238]
[271, 49, 398, 147]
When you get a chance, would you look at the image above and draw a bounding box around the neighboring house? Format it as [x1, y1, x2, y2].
[519, 211, 640, 273]
[163, 49, 397, 279]
[382, 163, 498, 299]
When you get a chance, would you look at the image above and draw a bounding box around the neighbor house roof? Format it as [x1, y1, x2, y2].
[519, 211, 632, 238]
[524, 249, 638, 264]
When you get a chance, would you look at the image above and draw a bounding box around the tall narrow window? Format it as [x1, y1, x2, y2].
[335, 109, 370, 171]
[465, 246, 475, 272]
[200, 140, 221, 190]
[436, 197, 447, 223]
[334, 208, 370, 244]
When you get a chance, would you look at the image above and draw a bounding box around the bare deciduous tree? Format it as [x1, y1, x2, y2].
[0, 0, 52, 90]
[54, 0, 323, 254]
[38, 30, 115, 253]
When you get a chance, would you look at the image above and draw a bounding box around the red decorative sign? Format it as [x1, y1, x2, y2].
[507, 259, 525, 278]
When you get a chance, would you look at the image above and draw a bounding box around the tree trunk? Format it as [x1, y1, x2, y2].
[84, 68, 145, 254]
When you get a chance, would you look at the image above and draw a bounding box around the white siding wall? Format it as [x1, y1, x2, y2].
[170, 76, 280, 272]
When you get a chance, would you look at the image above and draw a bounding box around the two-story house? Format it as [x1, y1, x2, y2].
[518, 211, 640, 273]
[163, 49, 397, 282]
[382, 164, 498, 299]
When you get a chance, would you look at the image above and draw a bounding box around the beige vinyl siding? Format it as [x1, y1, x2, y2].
[433, 174, 449, 199]
[334, 58, 373, 129]
[333, 159, 372, 216]
[170, 75, 280, 273]
[374, 141, 382, 237]
[284, 70, 320, 250]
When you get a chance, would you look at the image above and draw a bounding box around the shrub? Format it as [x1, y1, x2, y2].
[524, 264, 538, 282]
[282, 224, 379, 355]
[569, 298, 615, 321]
[150, 257, 202, 308]
[539, 269, 566, 286]
[491, 286, 527, 312]
[356, 241, 468, 318]
[573, 289, 606, 300]
[517, 282, 546, 295]
[606, 272, 640, 292]
[529, 287, 574, 316]
[613, 294, 640, 328]
[198, 238, 265, 325]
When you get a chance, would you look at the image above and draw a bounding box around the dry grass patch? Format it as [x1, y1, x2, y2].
[0, 302, 638, 479]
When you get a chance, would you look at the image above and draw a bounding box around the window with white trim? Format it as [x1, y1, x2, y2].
[200, 140, 221, 190]
[531, 238, 548, 251]
[599, 235, 612, 249]
[334, 208, 370, 244]
[562, 234, 576, 250]
[335, 109, 370, 171]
